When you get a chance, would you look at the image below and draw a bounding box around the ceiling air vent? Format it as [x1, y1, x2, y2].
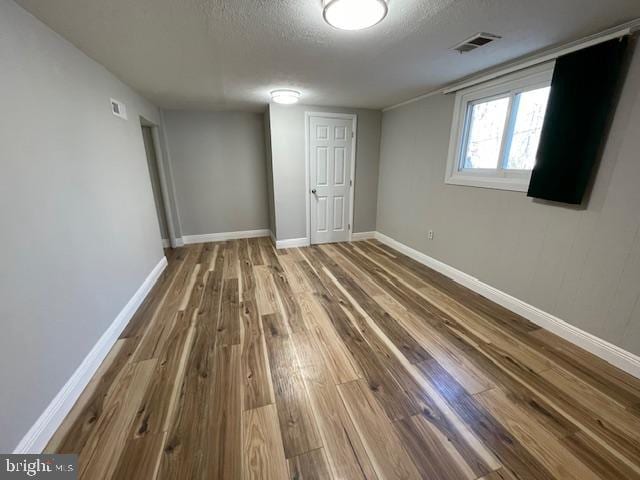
[453, 33, 501, 54]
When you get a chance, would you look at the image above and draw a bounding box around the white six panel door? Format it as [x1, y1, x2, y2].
[309, 115, 353, 244]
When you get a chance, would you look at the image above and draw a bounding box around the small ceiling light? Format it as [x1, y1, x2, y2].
[271, 89, 301, 105]
[323, 0, 388, 31]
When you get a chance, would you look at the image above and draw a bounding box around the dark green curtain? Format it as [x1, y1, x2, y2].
[527, 37, 629, 204]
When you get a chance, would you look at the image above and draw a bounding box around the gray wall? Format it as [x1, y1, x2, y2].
[0, 0, 165, 452]
[269, 104, 382, 240]
[162, 111, 270, 236]
[377, 42, 640, 355]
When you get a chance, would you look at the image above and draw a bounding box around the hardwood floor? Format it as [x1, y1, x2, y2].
[46, 237, 640, 479]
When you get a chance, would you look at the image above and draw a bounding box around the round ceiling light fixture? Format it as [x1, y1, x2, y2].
[323, 0, 388, 31]
[271, 89, 301, 105]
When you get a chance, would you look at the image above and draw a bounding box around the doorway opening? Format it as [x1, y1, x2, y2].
[140, 121, 172, 249]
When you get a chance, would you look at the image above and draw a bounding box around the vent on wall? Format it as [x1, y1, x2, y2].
[453, 33, 501, 53]
[110, 98, 127, 120]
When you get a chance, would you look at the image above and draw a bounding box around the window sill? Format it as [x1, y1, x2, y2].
[445, 174, 530, 192]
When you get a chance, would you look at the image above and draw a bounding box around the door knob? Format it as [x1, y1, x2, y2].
[311, 189, 317, 194]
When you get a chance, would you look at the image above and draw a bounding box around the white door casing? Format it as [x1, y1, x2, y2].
[308, 114, 355, 245]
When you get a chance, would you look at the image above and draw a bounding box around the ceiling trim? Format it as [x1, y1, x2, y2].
[383, 17, 640, 112]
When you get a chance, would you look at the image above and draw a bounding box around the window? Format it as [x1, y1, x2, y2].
[445, 63, 554, 191]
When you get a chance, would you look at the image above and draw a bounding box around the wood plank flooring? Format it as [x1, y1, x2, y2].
[46, 238, 640, 479]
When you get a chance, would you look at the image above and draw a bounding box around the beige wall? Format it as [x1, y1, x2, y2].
[376, 41, 640, 355]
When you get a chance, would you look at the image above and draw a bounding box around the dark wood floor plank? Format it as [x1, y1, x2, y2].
[394, 414, 477, 480]
[205, 344, 242, 479]
[301, 247, 500, 476]
[357, 240, 544, 346]
[216, 278, 241, 346]
[262, 313, 323, 458]
[367, 239, 540, 334]
[78, 359, 157, 480]
[373, 293, 496, 396]
[333, 243, 477, 353]
[479, 468, 520, 480]
[458, 344, 579, 439]
[287, 448, 332, 480]
[110, 432, 165, 480]
[239, 239, 256, 301]
[297, 291, 362, 385]
[224, 240, 240, 279]
[476, 387, 601, 480]
[417, 359, 557, 480]
[561, 431, 640, 480]
[470, 341, 640, 473]
[530, 328, 640, 408]
[292, 299, 378, 480]
[338, 380, 422, 480]
[296, 257, 419, 421]
[336, 242, 553, 374]
[48, 338, 138, 454]
[261, 240, 307, 334]
[157, 298, 218, 478]
[540, 367, 640, 445]
[127, 310, 193, 437]
[313, 245, 431, 364]
[242, 299, 274, 410]
[133, 244, 203, 361]
[248, 237, 265, 266]
[47, 238, 640, 480]
[119, 247, 188, 341]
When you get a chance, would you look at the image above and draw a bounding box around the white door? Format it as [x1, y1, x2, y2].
[309, 115, 354, 244]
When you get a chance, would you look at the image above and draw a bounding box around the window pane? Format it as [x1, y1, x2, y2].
[505, 86, 551, 170]
[463, 96, 509, 169]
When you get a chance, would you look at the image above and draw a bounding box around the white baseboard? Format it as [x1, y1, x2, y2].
[161, 238, 171, 248]
[174, 237, 185, 247]
[181, 229, 270, 245]
[374, 231, 640, 379]
[351, 231, 376, 241]
[276, 237, 310, 249]
[13, 256, 169, 454]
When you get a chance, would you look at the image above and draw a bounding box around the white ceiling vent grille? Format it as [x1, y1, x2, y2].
[110, 98, 127, 120]
[453, 33, 501, 54]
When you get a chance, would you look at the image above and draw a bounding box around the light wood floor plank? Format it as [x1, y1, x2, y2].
[46, 238, 640, 480]
[292, 307, 378, 480]
[206, 344, 243, 479]
[242, 404, 289, 480]
[262, 312, 323, 458]
[287, 448, 333, 480]
[476, 387, 601, 480]
[79, 359, 156, 480]
[338, 380, 422, 480]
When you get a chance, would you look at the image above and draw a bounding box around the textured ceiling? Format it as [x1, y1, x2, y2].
[14, 0, 640, 111]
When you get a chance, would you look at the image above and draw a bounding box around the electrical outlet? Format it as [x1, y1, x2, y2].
[428, 230, 434, 240]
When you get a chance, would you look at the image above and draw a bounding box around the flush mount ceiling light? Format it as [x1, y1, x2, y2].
[323, 0, 388, 30]
[271, 89, 301, 105]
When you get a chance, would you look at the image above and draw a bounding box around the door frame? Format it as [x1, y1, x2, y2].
[305, 111, 357, 245]
[140, 117, 179, 248]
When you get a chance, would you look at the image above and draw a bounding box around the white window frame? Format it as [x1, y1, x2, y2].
[444, 62, 555, 192]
